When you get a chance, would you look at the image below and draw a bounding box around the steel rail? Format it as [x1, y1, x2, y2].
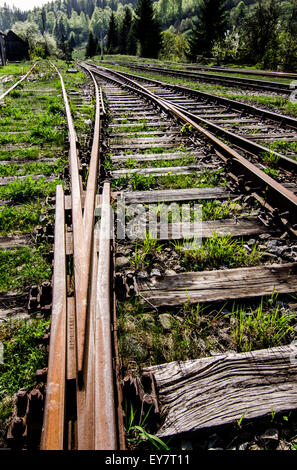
[87, 64, 297, 171]
[80, 63, 102, 291]
[113, 62, 292, 94]
[51, 62, 88, 376]
[40, 185, 67, 450]
[86, 64, 297, 225]
[178, 64, 297, 80]
[103, 59, 297, 80]
[0, 61, 38, 101]
[42, 63, 121, 450]
[111, 68, 297, 130]
[94, 182, 117, 450]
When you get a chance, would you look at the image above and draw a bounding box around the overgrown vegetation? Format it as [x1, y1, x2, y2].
[0, 245, 52, 292]
[0, 317, 50, 398]
[117, 293, 297, 369]
[0, 203, 47, 236]
[112, 168, 225, 190]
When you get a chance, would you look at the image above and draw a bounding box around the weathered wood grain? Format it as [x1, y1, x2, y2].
[143, 345, 297, 437]
[111, 165, 216, 178]
[111, 152, 205, 163]
[137, 263, 297, 306]
[152, 217, 270, 240]
[113, 187, 234, 204]
[0, 234, 31, 250]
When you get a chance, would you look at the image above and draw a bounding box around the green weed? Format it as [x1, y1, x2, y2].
[0, 317, 50, 398]
[0, 245, 52, 292]
[180, 234, 263, 271]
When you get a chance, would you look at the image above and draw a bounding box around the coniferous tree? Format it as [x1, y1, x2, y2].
[106, 12, 118, 54]
[86, 31, 96, 57]
[241, 0, 280, 68]
[119, 6, 132, 54]
[133, 0, 161, 58]
[188, 0, 228, 60]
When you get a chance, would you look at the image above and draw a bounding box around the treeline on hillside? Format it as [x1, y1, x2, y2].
[102, 0, 297, 71]
[0, 0, 296, 71]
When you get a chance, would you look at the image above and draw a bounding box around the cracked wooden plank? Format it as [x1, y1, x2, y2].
[137, 263, 297, 307]
[143, 345, 297, 437]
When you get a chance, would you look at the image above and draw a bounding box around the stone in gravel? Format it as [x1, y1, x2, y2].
[209, 350, 221, 356]
[196, 338, 207, 350]
[159, 313, 171, 330]
[247, 239, 256, 246]
[259, 428, 279, 446]
[137, 271, 149, 279]
[150, 269, 161, 277]
[164, 269, 176, 276]
[249, 443, 262, 450]
[116, 256, 130, 269]
[259, 233, 271, 240]
[173, 265, 183, 272]
[267, 240, 280, 247]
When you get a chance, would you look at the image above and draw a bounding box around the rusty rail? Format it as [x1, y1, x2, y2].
[88, 64, 297, 231]
[0, 61, 38, 102]
[40, 185, 67, 450]
[41, 63, 123, 450]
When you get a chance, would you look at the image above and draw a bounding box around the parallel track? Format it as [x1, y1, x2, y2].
[88, 64, 297, 171]
[104, 61, 294, 95]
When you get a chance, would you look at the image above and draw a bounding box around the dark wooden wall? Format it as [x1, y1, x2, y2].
[3, 31, 29, 63]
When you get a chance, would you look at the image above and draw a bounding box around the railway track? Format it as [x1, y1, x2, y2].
[110, 60, 297, 80]
[104, 61, 294, 95]
[6, 60, 297, 451]
[90, 64, 297, 168]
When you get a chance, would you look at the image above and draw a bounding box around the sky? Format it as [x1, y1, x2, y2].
[0, 0, 49, 10]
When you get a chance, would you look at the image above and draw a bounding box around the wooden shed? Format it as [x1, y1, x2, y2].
[4, 31, 29, 62]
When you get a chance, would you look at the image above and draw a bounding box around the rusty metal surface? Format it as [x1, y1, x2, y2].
[0, 61, 38, 101]
[89, 64, 297, 225]
[40, 64, 122, 450]
[52, 62, 88, 375]
[40, 185, 67, 450]
[94, 183, 117, 450]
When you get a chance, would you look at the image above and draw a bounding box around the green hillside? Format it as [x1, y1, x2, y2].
[0, 0, 296, 71]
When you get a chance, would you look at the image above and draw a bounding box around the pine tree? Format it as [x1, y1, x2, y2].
[242, 0, 280, 67]
[106, 12, 118, 54]
[119, 7, 132, 55]
[188, 0, 228, 60]
[133, 0, 161, 58]
[86, 31, 96, 57]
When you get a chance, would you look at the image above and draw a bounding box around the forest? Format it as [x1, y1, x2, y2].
[0, 0, 296, 71]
